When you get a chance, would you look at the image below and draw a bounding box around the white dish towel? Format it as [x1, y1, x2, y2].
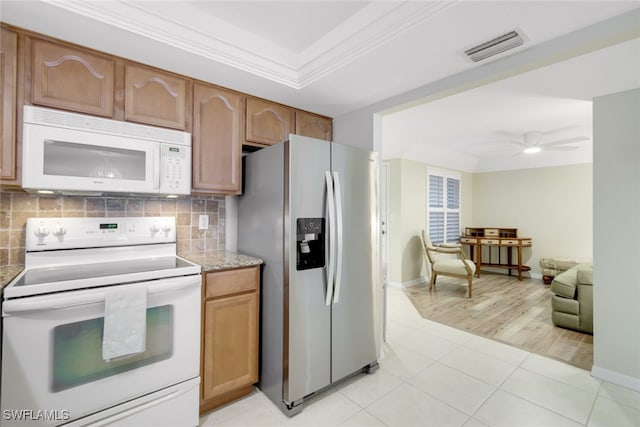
[102, 285, 147, 361]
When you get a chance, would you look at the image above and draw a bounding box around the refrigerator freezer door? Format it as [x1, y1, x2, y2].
[286, 136, 332, 404]
[330, 143, 381, 382]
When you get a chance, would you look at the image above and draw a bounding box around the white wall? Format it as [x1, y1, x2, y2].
[592, 88, 640, 390]
[387, 159, 473, 286]
[472, 164, 593, 276]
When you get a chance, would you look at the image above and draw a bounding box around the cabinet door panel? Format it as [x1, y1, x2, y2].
[193, 83, 243, 193]
[246, 98, 293, 145]
[202, 292, 258, 400]
[0, 28, 17, 180]
[125, 65, 187, 130]
[295, 110, 332, 141]
[32, 39, 114, 116]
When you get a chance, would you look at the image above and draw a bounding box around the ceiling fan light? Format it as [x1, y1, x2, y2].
[524, 147, 541, 154]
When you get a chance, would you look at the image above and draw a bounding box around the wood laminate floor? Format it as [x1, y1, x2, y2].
[403, 273, 594, 370]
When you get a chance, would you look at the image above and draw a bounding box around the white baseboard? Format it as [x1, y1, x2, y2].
[591, 365, 640, 392]
[386, 277, 427, 289]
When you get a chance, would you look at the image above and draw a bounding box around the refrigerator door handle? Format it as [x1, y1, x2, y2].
[325, 171, 336, 306]
[332, 171, 343, 304]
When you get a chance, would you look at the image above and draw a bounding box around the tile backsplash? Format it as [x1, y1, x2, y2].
[0, 190, 225, 266]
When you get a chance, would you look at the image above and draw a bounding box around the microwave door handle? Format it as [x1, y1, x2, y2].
[153, 145, 161, 191]
[2, 278, 200, 314]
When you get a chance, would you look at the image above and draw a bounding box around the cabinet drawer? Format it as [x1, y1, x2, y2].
[460, 237, 477, 244]
[501, 239, 519, 245]
[480, 239, 500, 245]
[521, 239, 532, 246]
[205, 266, 259, 299]
[484, 229, 499, 237]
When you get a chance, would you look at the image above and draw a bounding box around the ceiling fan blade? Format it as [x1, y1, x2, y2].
[507, 139, 529, 148]
[539, 125, 584, 137]
[545, 145, 581, 151]
[540, 136, 590, 146]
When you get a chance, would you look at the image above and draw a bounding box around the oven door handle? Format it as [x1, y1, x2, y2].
[2, 277, 201, 314]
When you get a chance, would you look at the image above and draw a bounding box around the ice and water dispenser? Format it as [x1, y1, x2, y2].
[296, 218, 325, 270]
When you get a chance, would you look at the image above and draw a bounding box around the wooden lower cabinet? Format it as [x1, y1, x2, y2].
[200, 266, 259, 413]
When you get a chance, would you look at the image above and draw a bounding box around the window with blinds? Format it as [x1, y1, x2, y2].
[427, 169, 461, 245]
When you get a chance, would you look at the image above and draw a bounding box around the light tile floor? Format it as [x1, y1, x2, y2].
[200, 287, 640, 427]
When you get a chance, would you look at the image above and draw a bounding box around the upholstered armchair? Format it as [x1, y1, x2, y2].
[421, 230, 477, 297]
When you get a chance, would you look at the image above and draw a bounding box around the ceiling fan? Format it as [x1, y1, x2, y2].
[508, 131, 590, 154]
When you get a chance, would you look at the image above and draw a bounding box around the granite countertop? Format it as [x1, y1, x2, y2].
[0, 266, 24, 290]
[179, 250, 262, 272]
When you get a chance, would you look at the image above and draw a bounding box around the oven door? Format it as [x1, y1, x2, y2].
[1, 275, 200, 426]
[22, 122, 160, 194]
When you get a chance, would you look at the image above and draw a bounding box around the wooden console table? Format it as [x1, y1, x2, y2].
[460, 227, 532, 281]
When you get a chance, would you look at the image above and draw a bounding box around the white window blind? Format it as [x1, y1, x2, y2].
[427, 169, 461, 245]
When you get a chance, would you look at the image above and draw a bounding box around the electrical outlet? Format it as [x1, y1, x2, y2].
[198, 215, 209, 230]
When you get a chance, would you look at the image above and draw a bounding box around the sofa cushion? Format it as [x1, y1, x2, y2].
[550, 269, 578, 299]
[540, 257, 592, 276]
[552, 295, 579, 315]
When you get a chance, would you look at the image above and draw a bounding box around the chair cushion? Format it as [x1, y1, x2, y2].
[433, 259, 476, 275]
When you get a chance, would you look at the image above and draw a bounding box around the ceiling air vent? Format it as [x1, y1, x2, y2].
[465, 30, 524, 62]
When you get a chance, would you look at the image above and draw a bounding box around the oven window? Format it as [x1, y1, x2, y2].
[51, 305, 172, 392]
[43, 140, 146, 180]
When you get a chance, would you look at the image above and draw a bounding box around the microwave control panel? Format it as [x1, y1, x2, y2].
[160, 143, 191, 195]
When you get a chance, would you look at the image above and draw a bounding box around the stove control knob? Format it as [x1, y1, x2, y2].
[53, 224, 67, 239]
[162, 223, 172, 233]
[150, 223, 160, 234]
[34, 224, 49, 239]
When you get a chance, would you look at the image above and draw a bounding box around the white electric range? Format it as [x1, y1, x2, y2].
[1, 216, 201, 427]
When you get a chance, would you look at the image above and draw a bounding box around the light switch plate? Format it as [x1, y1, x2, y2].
[199, 215, 209, 230]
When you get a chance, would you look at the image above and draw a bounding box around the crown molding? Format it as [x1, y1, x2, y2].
[38, 0, 459, 89]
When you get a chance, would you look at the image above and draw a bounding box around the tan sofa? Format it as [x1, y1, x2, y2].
[550, 263, 593, 334]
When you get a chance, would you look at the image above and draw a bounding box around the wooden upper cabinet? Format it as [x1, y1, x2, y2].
[0, 28, 18, 181]
[245, 97, 293, 146]
[192, 83, 243, 194]
[32, 39, 114, 116]
[125, 64, 187, 130]
[295, 110, 332, 141]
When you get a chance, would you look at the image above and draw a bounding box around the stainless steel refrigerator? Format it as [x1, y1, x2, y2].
[238, 135, 381, 416]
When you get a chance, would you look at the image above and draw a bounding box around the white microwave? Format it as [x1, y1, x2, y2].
[22, 105, 192, 196]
